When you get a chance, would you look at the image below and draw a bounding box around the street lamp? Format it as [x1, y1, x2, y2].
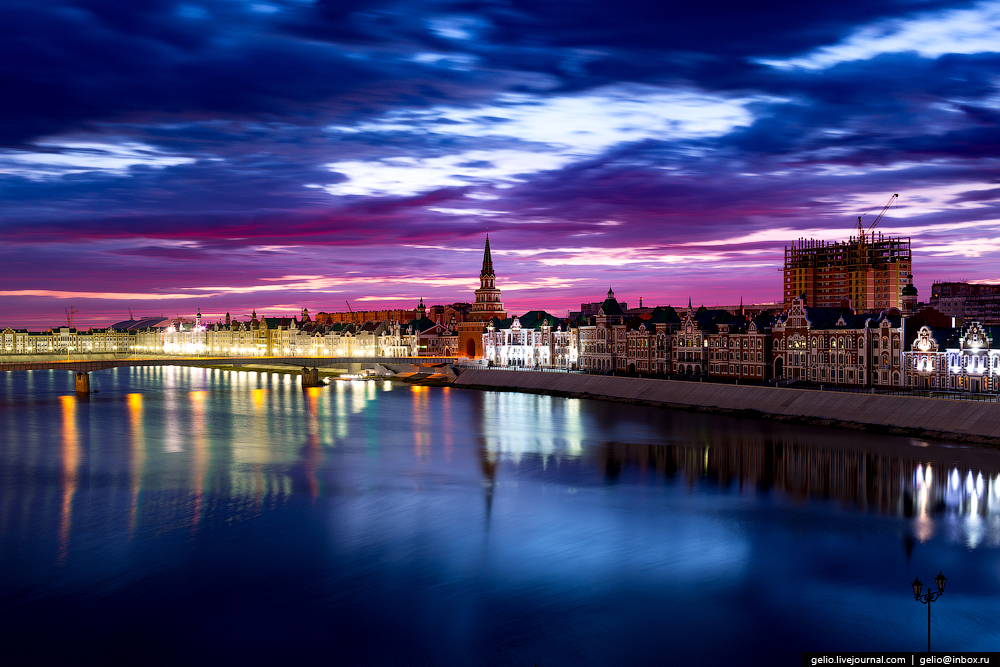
[911, 572, 947, 652]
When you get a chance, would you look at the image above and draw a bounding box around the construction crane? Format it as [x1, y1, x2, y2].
[345, 300, 354, 313]
[65, 307, 78, 328]
[857, 193, 898, 246]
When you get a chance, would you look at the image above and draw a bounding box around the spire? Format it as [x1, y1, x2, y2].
[607, 286, 614, 300]
[481, 233, 495, 278]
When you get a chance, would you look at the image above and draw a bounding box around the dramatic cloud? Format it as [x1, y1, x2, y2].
[2, 0, 999, 326]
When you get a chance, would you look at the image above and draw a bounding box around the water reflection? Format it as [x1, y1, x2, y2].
[479, 393, 1000, 549]
[127, 392, 145, 537]
[57, 395, 78, 564]
[2, 369, 1000, 661]
[190, 391, 208, 533]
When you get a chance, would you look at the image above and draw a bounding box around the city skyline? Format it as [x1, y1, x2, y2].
[4, 1, 1000, 328]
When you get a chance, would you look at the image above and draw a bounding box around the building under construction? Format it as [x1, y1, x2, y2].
[783, 232, 912, 310]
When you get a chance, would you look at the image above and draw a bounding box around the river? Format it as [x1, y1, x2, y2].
[1, 367, 998, 664]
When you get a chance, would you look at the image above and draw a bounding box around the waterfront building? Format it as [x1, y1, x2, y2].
[771, 296, 904, 387]
[458, 234, 507, 358]
[904, 322, 1000, 393]
[163, 310, 209, 355]
[577, 289, 628, 372]
[135, 326, 162, 354]
[672, 304, 732, 377]
[89, 327, 135, 354]
[621, 307, 679, 374]
[783, 233, 912, 310]
[705, 311, 774, 382]
[404, 301, 460, 356]
[1, 328, 34, 354]
[482, 311, 572, 368]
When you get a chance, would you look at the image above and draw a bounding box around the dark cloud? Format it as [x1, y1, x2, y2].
[2, 0, 1000, 326]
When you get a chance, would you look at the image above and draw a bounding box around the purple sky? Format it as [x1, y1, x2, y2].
[3, 0, 1000, 328]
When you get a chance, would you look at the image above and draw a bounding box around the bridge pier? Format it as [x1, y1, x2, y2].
[75, 372, 90, 395]
[301, 367, 322, 388]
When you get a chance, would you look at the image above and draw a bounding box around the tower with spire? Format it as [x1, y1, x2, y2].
[470, 233, 506, 322]
[459, 233, 508, 358]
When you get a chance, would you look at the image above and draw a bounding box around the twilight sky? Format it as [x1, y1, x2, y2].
[3, 0, 1000, 328]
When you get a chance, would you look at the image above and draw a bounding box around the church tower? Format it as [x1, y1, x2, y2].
[459, 233, 508, 358]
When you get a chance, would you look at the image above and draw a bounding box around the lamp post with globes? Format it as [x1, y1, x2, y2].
[911, 572, 947, 652]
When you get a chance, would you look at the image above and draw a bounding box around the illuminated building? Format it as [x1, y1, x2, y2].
[482, 311, 573, 368]
[904, 322, 1000, 393]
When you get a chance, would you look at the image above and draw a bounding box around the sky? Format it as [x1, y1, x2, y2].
[3, 0, 1000, 328]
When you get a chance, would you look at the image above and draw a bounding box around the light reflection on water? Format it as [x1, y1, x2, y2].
[1, 367, 999, 664]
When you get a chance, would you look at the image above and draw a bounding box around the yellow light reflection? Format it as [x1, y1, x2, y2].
[252, 388, 266, 409]
[57, 395, 78, 565]
[127, 393, 145, 537]
[190, 390, 208, 533]
[305, 387, 321, 499]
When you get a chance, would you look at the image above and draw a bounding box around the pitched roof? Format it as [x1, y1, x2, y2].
[514, 310, 559, 329]
[646, 306, 681, 324]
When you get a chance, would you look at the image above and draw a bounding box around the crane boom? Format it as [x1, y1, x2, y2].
[856, 193, 899, 246]
[346, 300, 353, 313]
[866, 193, 898, 232]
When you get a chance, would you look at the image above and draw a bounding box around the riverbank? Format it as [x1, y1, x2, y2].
[454, 369, 1000, 447]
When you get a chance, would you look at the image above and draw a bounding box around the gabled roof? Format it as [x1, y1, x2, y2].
[408, 316, 448, 334]
[514, 310, 559, 329]
[690, 308, 743, 333]
[646, 306, 681, 324]
[928, 327, 960, 349]
[261, 316, 297, 329]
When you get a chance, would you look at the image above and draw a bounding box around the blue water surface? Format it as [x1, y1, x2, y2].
[1, 367, 998, 665]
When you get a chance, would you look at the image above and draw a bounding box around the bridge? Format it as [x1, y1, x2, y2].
[0, 355, 459, 393]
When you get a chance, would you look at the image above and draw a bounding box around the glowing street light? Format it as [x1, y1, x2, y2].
[911, 572, 947, 652]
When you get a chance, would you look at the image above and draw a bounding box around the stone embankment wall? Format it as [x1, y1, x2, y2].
[454, 370, 1000, 442]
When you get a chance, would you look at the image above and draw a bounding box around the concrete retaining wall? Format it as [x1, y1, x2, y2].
[454, 370, 1000, 440]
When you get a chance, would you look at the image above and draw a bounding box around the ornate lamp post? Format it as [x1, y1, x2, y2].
[911, 572, 947, 652]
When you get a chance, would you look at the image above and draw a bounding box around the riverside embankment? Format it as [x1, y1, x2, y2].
[454, 369, 1000, 445]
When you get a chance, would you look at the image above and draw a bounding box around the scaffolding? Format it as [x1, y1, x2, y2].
[783, 233, 912, 310]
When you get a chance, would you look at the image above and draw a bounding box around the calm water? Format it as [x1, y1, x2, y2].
[1, 367, 999, 664]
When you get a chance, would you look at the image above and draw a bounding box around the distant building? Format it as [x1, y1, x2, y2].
[783, 233, 912, 311]
[929, 281, 1000, 325]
